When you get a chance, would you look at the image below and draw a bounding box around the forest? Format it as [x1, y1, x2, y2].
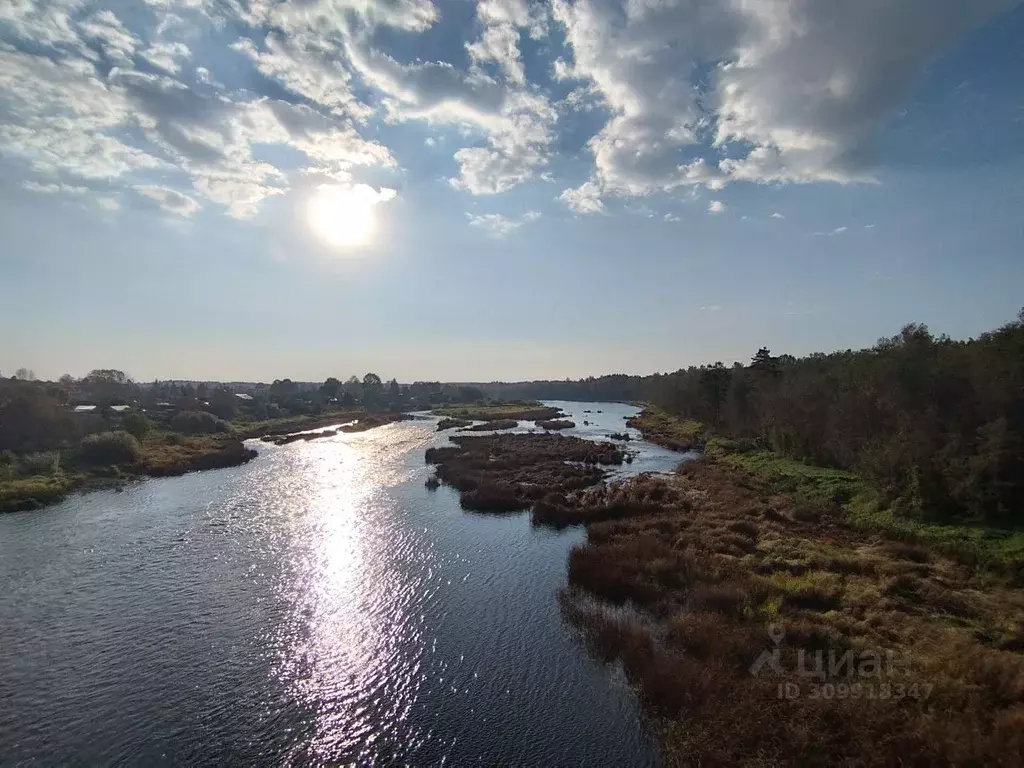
[480, 311, 1024, 524]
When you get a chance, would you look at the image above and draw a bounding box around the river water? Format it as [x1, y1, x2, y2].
[0, 402, 688, 766]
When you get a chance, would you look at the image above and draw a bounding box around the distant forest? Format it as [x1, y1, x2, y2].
[479, 311, 1024, 525]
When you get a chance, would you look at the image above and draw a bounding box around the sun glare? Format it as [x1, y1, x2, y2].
[307, 184, 396, 249]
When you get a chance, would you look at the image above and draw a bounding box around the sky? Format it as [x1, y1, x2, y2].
[1, 0, 1022, 383]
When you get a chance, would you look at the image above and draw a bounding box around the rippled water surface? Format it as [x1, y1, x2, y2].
[0, 402, 689, 765]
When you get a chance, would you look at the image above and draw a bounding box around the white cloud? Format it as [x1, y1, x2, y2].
[0, 0, 1013, 226]
[708, 200, 726, 214]
[771, 212, 785, 219]
[664, 213, 680, 222]
[552, 0, 1013, 199]
[96, 197, 121, 211]
[467, 212, 521, 238]
[559, 180, 604, 213]
[466, 209, 540, 237]
[231, 35, 371, 120]
[78, 9, 138, 63]
[810, 225, 850, 237]
[140, 41, 191, 74]
[864, 223, 876, 229]
[23, 181, 89, 195]
[135, 185, 202, 216]
[467, 24, 525, 85]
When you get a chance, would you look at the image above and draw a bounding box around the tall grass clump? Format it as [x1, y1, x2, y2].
[79, 432, 142, 465]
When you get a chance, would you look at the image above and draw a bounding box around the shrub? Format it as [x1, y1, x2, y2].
[170, 410, 231, 435]
[79, 432, 142, 466]
[121, 412, 151, 439]
[18, 451, 60, 475]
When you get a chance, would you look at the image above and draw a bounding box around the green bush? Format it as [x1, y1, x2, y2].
[18, 451, 60, 475]
[169, 410, 231, 435]
[121, 412, 151, 439]
[79, 432, 142, 466]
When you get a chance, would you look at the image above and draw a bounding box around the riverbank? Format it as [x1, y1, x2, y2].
[1, 409, 418, 513]
[625, 406, 703, 451]
[556, 413, 1024, 765]
[422, 405, 1024, 763]
[259, 412, 411, 444]
[431, 402, 564, 421]
[0, 432, 257, 513]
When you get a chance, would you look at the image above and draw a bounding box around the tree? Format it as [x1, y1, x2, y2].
[15, 368, 35, 381]
[269, 379, 298, 401]
[458, 385, 485, 402]
[750, 347, 779, 375]
[121, 412, 151, 439]
[320, 377, 342, 400]
[362, 373, 383, 407]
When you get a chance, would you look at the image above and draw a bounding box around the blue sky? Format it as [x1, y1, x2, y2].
[1, 0, 1022, 382]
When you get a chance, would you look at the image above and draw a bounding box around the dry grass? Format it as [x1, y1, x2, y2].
[536, 419, 575, 430]
[560, 460, 1024, 765]
[437, 417, 472, 431]
[460, 418, 518, 431]
[627, 407, 704, 451]
[431, 402, 563, 421]
[425, 433, 623, 513]
[139, 433, 257, 476]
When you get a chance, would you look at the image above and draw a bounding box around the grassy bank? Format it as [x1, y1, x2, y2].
[235, 409, 365, 439]
[626, 406, 703, 451]
[549, 412, 1024, 765]
[431, 402, 563, 421]
[1, 432, 256, 513]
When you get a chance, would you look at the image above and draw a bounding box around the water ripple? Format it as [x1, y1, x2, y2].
[0, 406, 670, 766]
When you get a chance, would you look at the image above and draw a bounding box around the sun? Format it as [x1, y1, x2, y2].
[306, 183, 395, 249]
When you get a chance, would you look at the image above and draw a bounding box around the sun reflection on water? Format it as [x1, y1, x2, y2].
[261, 426, 436, 762]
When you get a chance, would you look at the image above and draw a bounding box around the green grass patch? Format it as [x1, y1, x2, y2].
[0, 473, 75, 512]
[627, 406, 704, 451]
[706, 436, 1024, 577]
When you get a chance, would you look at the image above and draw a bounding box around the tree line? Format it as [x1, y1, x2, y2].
[478, 311, 1024, 524]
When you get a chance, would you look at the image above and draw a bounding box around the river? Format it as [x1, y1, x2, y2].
[0, 401, 689, 766]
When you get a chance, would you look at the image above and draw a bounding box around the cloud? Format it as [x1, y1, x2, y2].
[96, 197, 121, 212]
[466, 210, 540, 237]
[140, 42, 191, 75]
[810, 225, 850, 237]
[23, 181, 89, 195]
[551, 0, 1012, 200]
[771, 212, 785, 219]
[664, 213, 680, 222]
[559, 181, 604, 213]
[135, 185, 202, 216]
[0, 0, 1014, 227]
[708, 200, 726, 214]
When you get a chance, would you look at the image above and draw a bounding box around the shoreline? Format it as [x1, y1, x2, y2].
[1, 409, 410, 514]
[427, 406, 1024, 765]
